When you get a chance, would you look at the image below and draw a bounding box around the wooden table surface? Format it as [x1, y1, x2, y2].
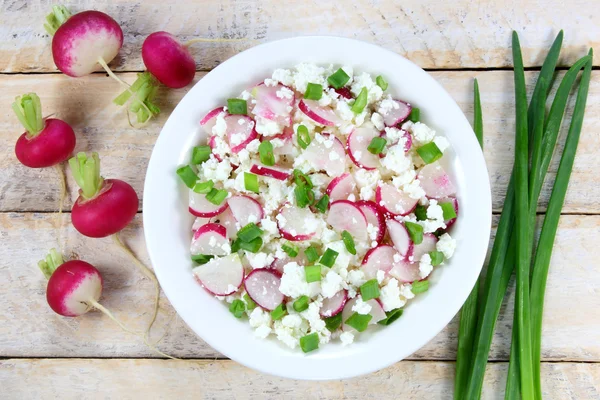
[1, 1, 599, 398]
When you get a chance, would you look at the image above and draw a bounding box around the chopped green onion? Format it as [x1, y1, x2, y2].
[305, 265, 322, 283]
[270, 303, 287, 320]
[319, 248, 338, 268]
[229, 299, 246, 318]
[341, 230, 356, 255]
[378, 308, 403, 326]
[417, 142, 443, 164]
[191, 145, 212, 164]
[227, 98, 247, 115]
[205, 188, 228, 205]
[243, 293, 256, 311]
[367, 137, 387, 155]
[293, 295, 309, 312]
[304, 247, 319, 263]
[412, 280, 429, 294]
[237, 223, 263, 243]
[315, 194, 329, 213]
[415, 204, 428, 221]
[360, 279, 380, 301]
[351, 87, 368, 114]
[304, 83, 323, 100]
[429, 251, 444, 266]
[193, 180, 214, 194]
[440, 201, 457, 220]
[282, 243, 299, 258]
[297, 124, 311, 149]
[293, 169, 313, 188]
[191, 254, 213, 264]
[232, 237, 263, 253]
[258, 140, 275, 166]
[328, 68, 351, 89]
[244, 172, 259, 194]
[299, 332, 319, 353]
[324, 313, 343, 331]
[345, 312, 372, 332]
[376, 75, 388, 91]
[294, 184, 314, 208]
[176, 165, 197, 188]
[404, 221, 424, 245]
[409, 107, 420, 122]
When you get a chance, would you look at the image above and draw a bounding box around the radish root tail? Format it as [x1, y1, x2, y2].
[112, 233, 160, 343]
[54, 164, 67, 251]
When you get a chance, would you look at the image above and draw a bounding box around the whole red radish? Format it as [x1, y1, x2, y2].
[12, 93, 76, 168]
[68, 152, 138, 238]
[44, 5, 123, 78]
[142, 31, 196, 89]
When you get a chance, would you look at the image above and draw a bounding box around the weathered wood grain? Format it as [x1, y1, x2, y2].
[1, 0, 598, 72]
[1, 213, 598, 361]
[1, 71, 598, 213]
[1, 358, 599, 399]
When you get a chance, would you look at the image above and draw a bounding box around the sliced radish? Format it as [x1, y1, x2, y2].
[225, 115, 258, 153]
[439, 197, 459, 229]
[357, 200, 386, 244]
[379, 99, 412, 127]
[326, 173, 357, 203]
[190, 223, 230, 256]
[299, 99, 341, 126]
[320, 290, 348, 317]
[192, 254, 244, 296]
[251, 83, 295, 126]
[335, 87, 353, 99]
[386, 219, 413, 257]
[403, 130, 413, 152]
[192, 217, 211, 232]
[302, 134, 346, 177]
[388, 257, 420, 283]
[342, 297, 386, 331]
[250, 164, 291, 181]
[410, 233, 438, 262]
[418, 162, 457, 199]
[327, 200, 368, 241]
[244, 268, 284, 311]
[376, 183, 418, 216]
[207, 136, 223, 162]
[200, 107, 224, 135]
[189, 189, 229, 218]
[210, 207, 239, 239]
[347, 126, 381, 170]
[361, 245, 397, 280]
[277, 204, 319, 241]
[271, 251, 308, 274]
[227, 195, 264, 227]
[271, 127, 295, 155]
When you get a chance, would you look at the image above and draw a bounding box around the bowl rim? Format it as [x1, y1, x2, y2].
[143, 35, 492, 380]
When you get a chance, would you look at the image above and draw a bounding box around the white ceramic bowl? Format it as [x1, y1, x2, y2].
[143, 36, 491, 380]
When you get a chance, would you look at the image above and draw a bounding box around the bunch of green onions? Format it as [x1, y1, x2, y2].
[454, 31, 593, 399]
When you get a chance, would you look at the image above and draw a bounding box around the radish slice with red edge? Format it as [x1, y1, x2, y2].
[327, 200, 368, 241]
[192, 217, 210, 232]
[320, 290, 348, 317]
[386, 219, 413, 257]
[379, 99, 412, 127]
[388, 257, 420, 283]
[250, 164, 291, 181]
[207, 136, 223, 162]
[418, 162, 457, 199]
[200, 107, 224, 135]
[342, 297, 386, 332]
[326, 173, 357, 203]
[190, 223, 230, 256]
[277, 204, 319, 241]
[439, 197, 459, 229]
[361, 245, 397, 280]
[251, 83, 295, 126]
[410, 233, 438, 262]
[210, 207, 239, 239]
[376, 183, 418, 216]
[189, 189, 229, 218]
[271, 251, 309, 274]
[225, 115, 258, 153]
[227, 195, 264, 227]
[302, 133, 346, 177]
[357, 200, 386, 244]
[244, 268, 284, 311]
[298, 99, 341, 127]
[192, 254, 244, 296]
[270, 127, 295, 155]
[347, 125, 381, 170]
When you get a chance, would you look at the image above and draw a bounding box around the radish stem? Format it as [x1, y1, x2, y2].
[12, 93, 44, 137]
[114, 72, 160, 125]
[44, 5, 72, 36]
[38, 248, 63, 279]
[68, 152, 104, 200]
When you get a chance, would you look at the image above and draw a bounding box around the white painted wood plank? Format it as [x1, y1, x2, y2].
[1, 0, 598, 72]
